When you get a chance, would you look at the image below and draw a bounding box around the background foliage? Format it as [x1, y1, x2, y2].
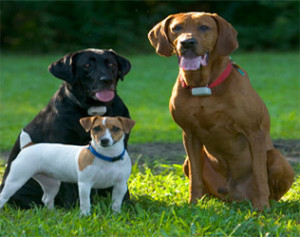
[1, 0, 299, 53]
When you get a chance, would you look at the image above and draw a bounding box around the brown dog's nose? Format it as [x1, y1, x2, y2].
[180, 38, 197, 48]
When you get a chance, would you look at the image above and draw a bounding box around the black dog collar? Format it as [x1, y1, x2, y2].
[65, 87, 107, 115]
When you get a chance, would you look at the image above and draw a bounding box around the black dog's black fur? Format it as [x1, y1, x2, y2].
[0, 48, 132, 208]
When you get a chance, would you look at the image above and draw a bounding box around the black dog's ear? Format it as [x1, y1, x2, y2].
[108, 49, 131, 80]
[48, 52, 77, 83]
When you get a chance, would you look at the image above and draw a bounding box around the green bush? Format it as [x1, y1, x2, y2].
[1, 1, 299, 53]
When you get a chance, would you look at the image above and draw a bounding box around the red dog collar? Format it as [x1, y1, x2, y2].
[181, 62, 233, 89]
[208, 62, 232, 88]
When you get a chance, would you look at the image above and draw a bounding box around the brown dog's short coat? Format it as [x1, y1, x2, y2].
[148, 12, 294, 211]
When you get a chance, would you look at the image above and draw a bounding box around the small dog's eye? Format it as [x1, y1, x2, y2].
[92, 126, 101, 132]
[111, 126, 120, 133]
[172, 25, 182, 32]
[198, 25, 209, 32]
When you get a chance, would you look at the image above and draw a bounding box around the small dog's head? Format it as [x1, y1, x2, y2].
[80, 116, 135, 148]
[48, 48, 131, 104]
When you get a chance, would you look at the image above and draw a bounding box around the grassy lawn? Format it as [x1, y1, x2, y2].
[0, 52, 299, 236]
[0, 163, 299, 236]
[0, 52, 299, 150]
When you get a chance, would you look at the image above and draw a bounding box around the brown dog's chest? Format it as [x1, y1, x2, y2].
[169, 75, 265, 135]
[170, 86, 233, 132]
[169, 82, 254, 155]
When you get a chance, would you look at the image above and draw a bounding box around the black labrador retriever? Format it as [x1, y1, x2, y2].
[0, 48, 132, 208]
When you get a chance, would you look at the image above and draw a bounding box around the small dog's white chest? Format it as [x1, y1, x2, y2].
[78, 153, 131, 189]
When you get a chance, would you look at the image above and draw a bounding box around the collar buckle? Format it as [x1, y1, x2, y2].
[191, 87, 212, 96]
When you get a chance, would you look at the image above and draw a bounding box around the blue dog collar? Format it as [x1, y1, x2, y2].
[87, 143, 125, 162]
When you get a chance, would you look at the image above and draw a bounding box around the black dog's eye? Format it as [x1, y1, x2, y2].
[111, 126, 121, 133]
[109, 63, 117, 69]
[104, 59, 117, 70]
[172, 25, 182, 32]
[92, 126, 102, 132]
[198, 25, 209, 32]
[84, 63, 91, 69]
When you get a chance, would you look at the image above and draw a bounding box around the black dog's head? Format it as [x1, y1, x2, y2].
[48, 48, 131, 104]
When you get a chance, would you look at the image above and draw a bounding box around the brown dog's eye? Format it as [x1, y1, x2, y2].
[92, 126, 102, 132]
[172, 25, 182, 32]
[111, 126, 120, 133]
[198, 25, 209, 32]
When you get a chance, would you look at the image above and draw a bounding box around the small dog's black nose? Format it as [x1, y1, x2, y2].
[180, 38, 197, 48]
[100, 75, 113, 84]
[100, 138, 110, 146]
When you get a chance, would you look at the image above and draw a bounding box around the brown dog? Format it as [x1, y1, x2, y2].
[148, 12, 294, 211]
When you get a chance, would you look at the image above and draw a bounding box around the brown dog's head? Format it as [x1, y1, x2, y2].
[148, 12, 238, 70]
[80, 116, 135, 147]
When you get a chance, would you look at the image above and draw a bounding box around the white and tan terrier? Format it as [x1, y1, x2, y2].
[0, 116, 135, 215]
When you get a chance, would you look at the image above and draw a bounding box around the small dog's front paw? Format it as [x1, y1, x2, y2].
[112, 204, 121, 213]
[80, 209, 91, 216]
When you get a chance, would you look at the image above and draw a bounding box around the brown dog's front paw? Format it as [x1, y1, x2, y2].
[189, 191, 204, 204]
[252, 200, 270, 212]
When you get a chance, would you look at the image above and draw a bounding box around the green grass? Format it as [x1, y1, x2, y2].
[0, 162, 299, 236]
[0, 52, 299, 236]
[0, 52, 299, 150]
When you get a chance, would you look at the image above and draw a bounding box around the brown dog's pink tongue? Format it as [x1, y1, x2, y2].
[179, 56, 202, 70]
[95, 90, 115, 102]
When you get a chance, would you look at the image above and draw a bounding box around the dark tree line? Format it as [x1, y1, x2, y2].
[1, 1, 299, 53]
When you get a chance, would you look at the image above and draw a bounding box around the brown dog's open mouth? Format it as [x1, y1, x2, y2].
[178, 53, 209, 71]
[95, 90, 115, 102]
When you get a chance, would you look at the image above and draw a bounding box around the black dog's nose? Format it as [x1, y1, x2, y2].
[100, 75, 113, 84]
[100, 138, 110, 146]
[180, 38, 197, 48]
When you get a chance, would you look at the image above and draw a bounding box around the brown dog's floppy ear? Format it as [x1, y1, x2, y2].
[108, 49, 131, 81]
[148, 15, 174, 57]
[80, 116, 99, 132]
[48, 52, 78, 83]
[117, 117, 135, 134]
[211, 13, 239, 56]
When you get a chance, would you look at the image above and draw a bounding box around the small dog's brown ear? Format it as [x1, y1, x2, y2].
[148, 15, 174, 57]
[211, 13, 239, 56]
[117, 117, 135, 134]
[80, 116, 99, 132]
